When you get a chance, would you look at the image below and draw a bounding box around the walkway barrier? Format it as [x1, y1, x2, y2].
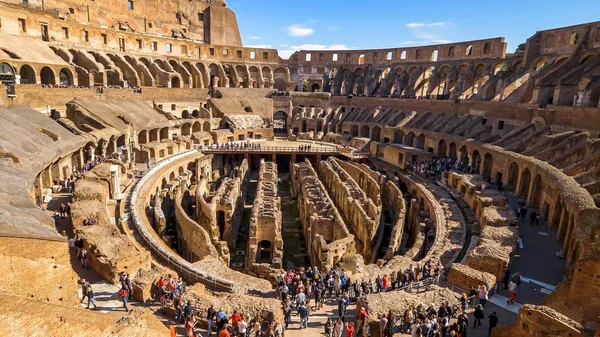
[128, 149, 239, 293]
[200, 145, 339, 154]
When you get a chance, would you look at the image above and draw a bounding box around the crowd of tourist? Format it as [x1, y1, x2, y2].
[206, 141, 263, 151]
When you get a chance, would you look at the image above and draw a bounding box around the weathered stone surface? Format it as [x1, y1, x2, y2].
[447, 263, 497, 292]
[480, 206, 519, 228]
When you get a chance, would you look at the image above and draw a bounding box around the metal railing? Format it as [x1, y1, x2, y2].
[127, 149, 239, 293]
[200, 145, 340, 154]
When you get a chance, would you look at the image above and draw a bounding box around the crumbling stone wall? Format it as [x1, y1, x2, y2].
[318, 157, 381, 261]
[246, 160, 284, 277]
[382, 180, 407, 259]
[292, 159, 355, 269]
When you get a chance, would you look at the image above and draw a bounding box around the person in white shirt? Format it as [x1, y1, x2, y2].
[237, 318, 248, 337]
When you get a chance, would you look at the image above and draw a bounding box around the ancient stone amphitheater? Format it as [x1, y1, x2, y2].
[0, 0, 599, 336]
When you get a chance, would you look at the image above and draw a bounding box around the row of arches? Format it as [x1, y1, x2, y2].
[0, 62, 75, 86]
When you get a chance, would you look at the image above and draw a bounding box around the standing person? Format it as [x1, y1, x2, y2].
[478, 285, 489, 307]
[80, 278, 90, 303]
[385, 310, 395, 337]
[379, 314, 388, 337]
[118, 287, 130, 311]
[283, 300, 293, 329]
[459, 293, 469, 311]
[80, 248, 89, 269]
[346, 322, 355, 337]
[186, 315, 198, 337]
[529, 211, 537, 225]
[237, 316, 248, 337]
[298, 302, 309, 329]
[125, 273, 133, 300]
[334, 318, 344, 337]
[507, 280, 518, 304]
[207, 304, 217, 336]
[273, 322, 283, 337]
[356, 306, 368, 333]
[218, 324, 231, 337]
[502, 267, 511, 290]
[487, 311, 498, 336]
[473, 304, 485, 329]
[86, 285, 97, 309]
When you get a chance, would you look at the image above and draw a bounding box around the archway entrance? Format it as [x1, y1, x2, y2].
[482, 153, 493, 181]
[507, 162, 519, 191]
[311, 83, 320, 92]
[59, 68, 73, 86]
[0, 63, 15, 84]
[274, 111, 288, 135]
[438, 140, 447, 157]
[519, 168, 532, 200]
[448, 142, 457, 160]
[40, 66, 55, 85]
[19, 64, 36, 84]
[257, 240, 272, 263]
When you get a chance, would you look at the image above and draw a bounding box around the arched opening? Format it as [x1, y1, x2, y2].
[372, 126, 381, 142]
[316, 120, 323, 133]
[160, 127, 169, 140]
[169, 171, 176, 182]
[448, 142, 457, 161]
[472, 150, 481, 173]
[406, 132, 416, 147]
[416, 134, 425, 150]
[506, 163, 519, 191]
[149, 129, 158, 142]
[530, 174, 543, 207]
[182, 123, 191, 136]
[274, 78, 287, 91]
[459, 145, 469, 167]
[203, 121, 211, 132]
[589, 84, 600, 108]
[438, 139, 447, 157]
[40, 66, 55, 85]
[170, 76, 181, 88]
[192, 122, 201, 133]
[59, 68, 73, 86]
[138, 130, 147, 144]
[360, 125, 370, 138]
[394, 130, 404, 144]
[216, 210, 225, 240]
[482, 153, 493, 181]
[0, 62, 15, 84]
[274, 111, 287, 134]
[519, 168, 532, 200]
[301, 120, 308, 133]
[182, 110, 190, 119]
[351, 125, 359, 137]
[311, 83, 320, 92]
[19, 64, 36, 84]
[257, 240, 272, 263]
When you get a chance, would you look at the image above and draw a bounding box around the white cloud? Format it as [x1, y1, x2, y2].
[278, 44, 350, 59]
[248, 36, 261, 40]
[287, 24, 315, 37]
[405, 22, 448, 28]
[404, 21, 453, 46]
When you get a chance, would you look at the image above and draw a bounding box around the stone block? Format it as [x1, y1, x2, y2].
[447, 263, 497, 292]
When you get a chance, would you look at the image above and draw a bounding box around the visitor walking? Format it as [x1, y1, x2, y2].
[118, 287, 130, 311]
[80, 278, 90, 303]
[507, 280, 517, 304]
[473, 304, 485, 329]
[86, 285, 97, 309]
[478, 285, 489, 307]
[488, 311, 499, 336]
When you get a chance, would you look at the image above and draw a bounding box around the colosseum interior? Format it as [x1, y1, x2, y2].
[0, 0, 599, 336]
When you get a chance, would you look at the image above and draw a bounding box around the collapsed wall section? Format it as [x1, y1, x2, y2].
[318, 157, 381, 261]
[382, 180, 407, 259]
[246, 160, 283, 277]
[292, 159, 355, 269]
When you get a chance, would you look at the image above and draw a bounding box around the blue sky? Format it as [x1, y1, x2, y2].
[227, 0, 600, 59]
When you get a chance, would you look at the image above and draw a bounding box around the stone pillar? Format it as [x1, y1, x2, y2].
[78, 148, 85, 170]
[557, 209, 569, 241]
[563, 216, 573, 252]
[110, 165, 122, 200]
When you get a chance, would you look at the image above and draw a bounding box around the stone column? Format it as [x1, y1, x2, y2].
[563, 216, 573, 253]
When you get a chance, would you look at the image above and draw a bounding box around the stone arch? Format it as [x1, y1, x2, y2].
[182, 110, 190, 119]
[506, 162, 519, 191]
[149, 129, 158, 142]
[169, 171, 176, 182]
[138, 130, 147, 144]
[203, 121, 211, 132]
[311, 83, 321, 92]
[59, 68, 74, 86]
[416, 133, 425, 150]
[372, 125, 382, 142]
[273, 67, 288, 91]
[170, 76, 181, 88]
[19, 64, 36, 84]
[262, 66, 273, 88]
[406, 132, 416, 147]
[257, 240, 272, 263]
[182, 123, 191, 136]
[316, 120, 323, 133]
[274, 78, 287, 91]
[40, 66, 55, 85]
[519, 168, 532, 200]
[248, 66, 259, 88]
[471, 150, 481, 173]
[351, 125, 359, 137]
[482, 153, 493, 181]
[394, 129, 404, 144]
[0, 62, 15, 85]
[235, 64, 248, 88]
[274, 111, 287, 133]
[192, 122, 201, 133]
[160, 127, 169, 140]
[530, 174, 544, 207]
[459, 145, 469, 166]
[448, 142, 457, 160]
[438, 139, 447, 157]
[360, 125, 370, 138]
[301, 120, 308, 133]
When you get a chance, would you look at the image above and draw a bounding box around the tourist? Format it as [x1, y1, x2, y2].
[333, 318, 344, 337]
[325, 318, 333, 337]
[403, 306, 415, 333]
[218, 324, 231, 337]
[478, 285, 489, 307]
[488, 311, 499, 336]
[80, 278, 90, 303]
[356, 306, 368, 333]
[273, 322, 283, 337]
[80, 248, 89, 269]
[298, 301, 309, 329]
[346, 322, 355, 337]
[207, 304, 217, 335]
[459, 292, 469, 311]
[502, 267, 511, 290]
[507, 280, 518, 304]
[283, 299, 293, 328]
[86, 285, 97, 310]
[216, 308, 228, 331]
[529, 211, 537, 225]
[379, 314, 388, 337]
[118, 287, 130, 311]
[473, 304, 485, 329]
[237, 315, 248, 337]
[385, 310, 394, 337]
[186, 314, 198, 337]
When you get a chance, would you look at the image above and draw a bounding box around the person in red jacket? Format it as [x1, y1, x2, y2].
[346, 322, 355, 337]
[382, 275, 389, 291]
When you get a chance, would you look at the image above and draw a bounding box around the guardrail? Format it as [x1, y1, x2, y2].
[200, 146, 340, 154]
[128, 149, 239, 293]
